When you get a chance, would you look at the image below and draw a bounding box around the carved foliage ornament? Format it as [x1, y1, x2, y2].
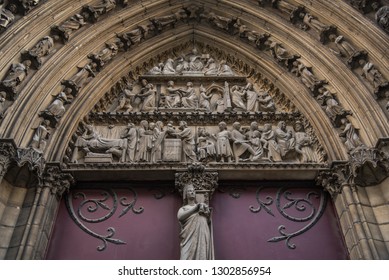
[175, 163, 218, 205]
[40, 165, 75, 197]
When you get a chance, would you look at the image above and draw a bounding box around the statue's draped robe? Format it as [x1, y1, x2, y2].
[178, 205, 214, 260]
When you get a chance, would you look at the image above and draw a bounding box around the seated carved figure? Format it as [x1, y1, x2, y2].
[275, 121, 295, 157]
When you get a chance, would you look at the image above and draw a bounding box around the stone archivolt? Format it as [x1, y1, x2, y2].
[0, 3, 387, 163]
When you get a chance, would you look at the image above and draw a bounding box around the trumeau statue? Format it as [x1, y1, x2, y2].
[177, 184, 214, 260]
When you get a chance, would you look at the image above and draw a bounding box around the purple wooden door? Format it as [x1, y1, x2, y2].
[46, 181, 347, 259]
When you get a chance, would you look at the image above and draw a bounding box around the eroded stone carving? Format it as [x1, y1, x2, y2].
[0, 60, 31, 99]
[0, 4, 15, 32]
[0, 140, 16, 177]
[82, 0, 116, 22]
[299, 12, 337, 43]
[360, 60, 389, 99]
[349, 0, 381, 14]
[62, 62, 97, 96]
[207, 12, 237, 34]
[329, 35, 367, 69]
[269, 41, 300, 70]
[71, 124, 127, 163]
[88, 42, 119, 71]
[272, 0, 304, 23]
[291, 60, 325, 94]
[29, 120, 50, 153]
[0, 91, 6, 118]
[339, 118, 364, 151]
[7, 0, 39, 15]
[52, 14, 86, 43]
[317, 87, 352, 127]
[376, 6, 389, 33]
[69, 119, 323, 165]
[39, 88, 71, 128]
[21, 36, 58, 69]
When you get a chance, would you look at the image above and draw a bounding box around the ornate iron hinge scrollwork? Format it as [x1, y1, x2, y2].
[65, 188, 144, 251]
[250, 186, 327, 249]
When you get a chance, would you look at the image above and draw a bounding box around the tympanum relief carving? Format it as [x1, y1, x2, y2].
[64, 53, 326, 167]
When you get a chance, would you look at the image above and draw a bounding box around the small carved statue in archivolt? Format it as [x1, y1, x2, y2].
[0, 4, 15, 32]
[30, 120, 50, 153]
[62, 62, 97, 96]
[299, 12, 336, 43]
[376, 6, 389, 34]
[82, 0, 116, 22]
[21, 35, 58, 69]
[291, 60, 325, 94]
[52, 14, 86, 42]
[40, 89, 71, 127]
[88, 42, 118, 70]
[339, 118, 364, 151]
[0, 60, 31, 99]
[317, 87, 351, 127]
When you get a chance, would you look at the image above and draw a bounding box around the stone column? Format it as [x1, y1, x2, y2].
[317, 143, 389, 259]
[14, 164, 75, 259]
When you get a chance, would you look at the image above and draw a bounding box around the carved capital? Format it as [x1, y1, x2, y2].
[175, 163, 218, 204]
[40, 164, 75, 197]
[15, 147, 46, 177]
[316, 162, 349, 197]
[0, 139, 17, 177]
[347, 145, 389, 187]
